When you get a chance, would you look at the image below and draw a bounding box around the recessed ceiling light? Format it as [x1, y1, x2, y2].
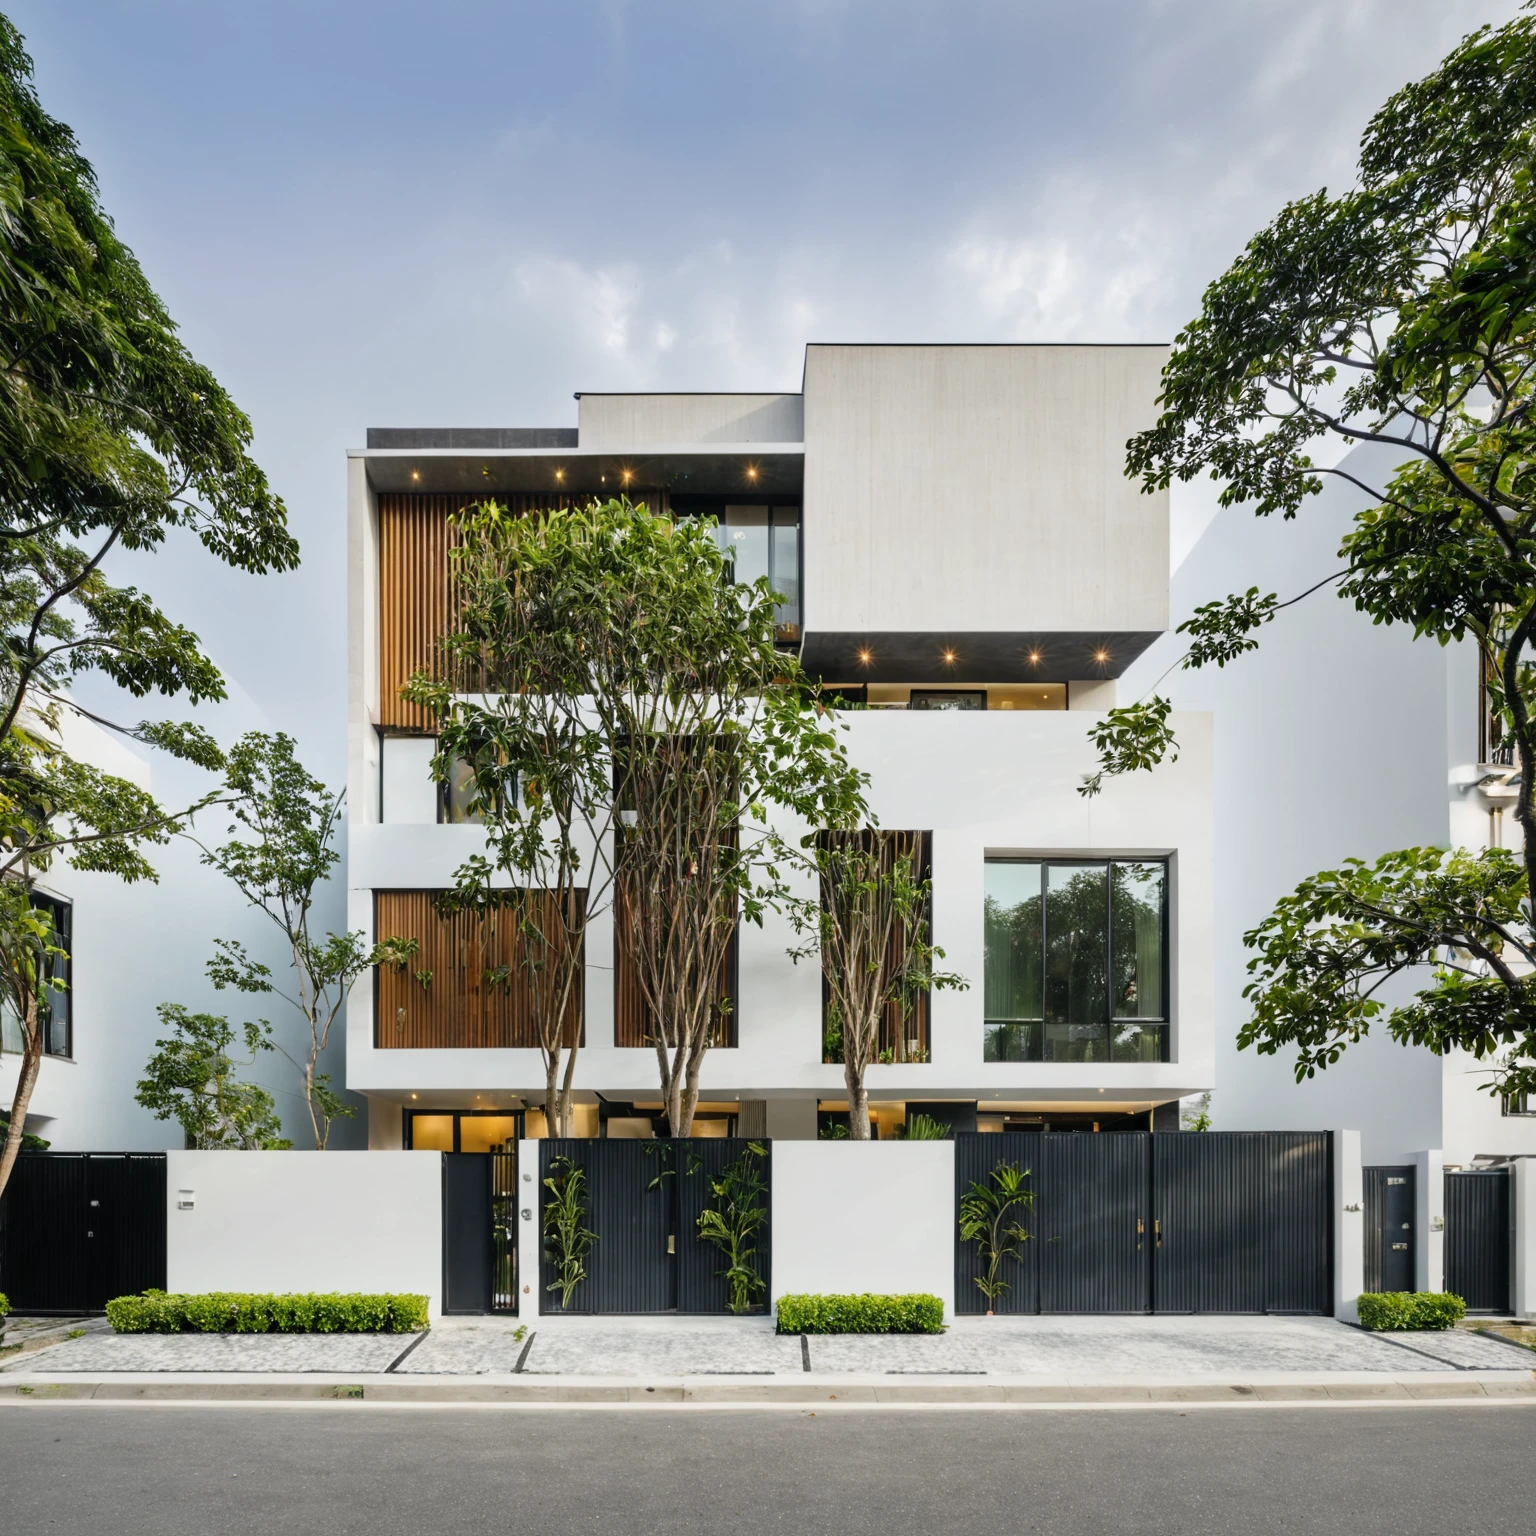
[410, 470, 420, 481]
[857, 648, 873, 665]
[1094, 649, 1109, 663]
[942, 649, 956, 664]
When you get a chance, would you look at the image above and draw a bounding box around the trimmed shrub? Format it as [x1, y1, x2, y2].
[776, 1293, 944, 1335]
[0, 1290, 9, 1322]
[105, 1291, 429, 1334]
[1357, 1291, 1466, 1332]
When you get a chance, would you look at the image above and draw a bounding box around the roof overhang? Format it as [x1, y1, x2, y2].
[351, 445, 805, 497]
[800, 630, 1162, 684]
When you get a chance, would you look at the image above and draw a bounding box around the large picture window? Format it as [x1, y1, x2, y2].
[984, 859, 1168, 1063]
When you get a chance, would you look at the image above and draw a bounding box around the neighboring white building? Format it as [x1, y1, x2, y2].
[0, 696, 359, 1152]
[345, 344, 1217, 1150]
[1123, 442, 1536, 1170]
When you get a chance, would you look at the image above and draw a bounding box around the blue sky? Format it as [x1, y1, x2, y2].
[13, 0, 1518, 776]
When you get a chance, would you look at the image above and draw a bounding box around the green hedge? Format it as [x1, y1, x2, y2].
[0, 1291, 9, 1322]
[1357, 1291, 1466, 1331]
[106, 1291, 429, 1334]
[776, 1293, 944, 1335]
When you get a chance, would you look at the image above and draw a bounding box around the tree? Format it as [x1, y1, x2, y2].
[785, 830, 965, 1139]
[195, 733, 412, 1148]
[1181, 1092, 1213, 1132]
[135, 1004, 290, 1149]
[411, 498, 866, 1136]
[404, 499, 626, 1138]
[0, 21, 296, 1197]
[1083, 13, 1536, 1101]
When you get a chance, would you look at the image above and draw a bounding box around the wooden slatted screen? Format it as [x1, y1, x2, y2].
[377, 491, 671, 729]
[820, 830, 932, 1063]
[374, 890, 584, 1049]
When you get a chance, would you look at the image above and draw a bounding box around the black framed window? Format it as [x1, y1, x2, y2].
[404, 1108, 524, 1151]
[983, 859, 1168, 1063]
[1503, 1091, 1535, 1116]
[0, 893, 71, 1059]
[672, 499, 802, 643]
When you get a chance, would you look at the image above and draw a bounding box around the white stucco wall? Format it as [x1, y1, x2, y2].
[770, 1141, 954, 1316]
[165, 1150, 443, 1313]
[801, 344, 1169, 637]
[577, 393, 804, 448]
[1514, 1158, 1536, 1321]
[1333, 1129, 1364, 1323]
[345, 705, 1214, 1106]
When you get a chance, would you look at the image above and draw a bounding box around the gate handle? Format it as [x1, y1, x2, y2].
[1137, 1217, 1144, 1251]
[1155, 1218, 1162, 1249]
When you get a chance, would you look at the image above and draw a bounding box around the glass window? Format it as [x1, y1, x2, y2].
[721, 505, 770, 587]
[1111, 862, 1165, 1019]
[408, 1113, 454, 1151]
[0, 894, 70, 1057]
[770, 507, 800, 636]
[909, 690, 987, 711]
[442, 757, 485, 824]
[458, 1114, 520, 1153]
[983, 859, 1168, 1063]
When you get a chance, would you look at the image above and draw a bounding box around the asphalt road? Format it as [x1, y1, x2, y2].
[4, 1403, 1533, 1534]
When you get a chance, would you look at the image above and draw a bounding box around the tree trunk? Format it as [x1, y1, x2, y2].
[678, 1042, 704, 1138]
[557, 1043, 578, 1139]
[544, 1050, 562, 1139]
[845, 1059, 871, 1140]
[303, 1059, 325, 1150]
[0, 999, 42, 1201]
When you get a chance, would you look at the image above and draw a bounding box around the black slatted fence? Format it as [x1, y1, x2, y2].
[0, 1153, 166, 1314]
[539, 1138, 770, 1315]
[1445, 1169, 1510, 1314]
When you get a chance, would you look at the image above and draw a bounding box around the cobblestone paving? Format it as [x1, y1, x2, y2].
[7, 1332, 410, 1373]
[513, 1318, 804, 1376]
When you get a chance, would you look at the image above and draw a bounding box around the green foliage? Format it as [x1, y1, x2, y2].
[958, 1162, 1035, 1302]
[542, 1155, 597, 1309]
[105, 1291, 429, 1334]
[1181, 1093, 1213, 1132]
[1357, 1291, 1466, 1331]
[695, 1142, 770, 1313]
[0, 1108, 49, 1150]
[900, 1113, 950, 1140]
[817, 1121, 850, 1140]
[0, 24, 292, 1199]
[192, 733, 408, 1148]
[134, 1004, 289, 1149]
[1075, 15, 1536, 1096]
[774, 1293, 945, 1335]
[1078, 698, 1177, 799]
[407, 497, 869, 1137]
[0, 1291, 8, 1321]
[1237, 847, 1536, 1099]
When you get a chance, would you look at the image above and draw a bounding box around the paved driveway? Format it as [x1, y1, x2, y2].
[6, 1313, 1530, 1376]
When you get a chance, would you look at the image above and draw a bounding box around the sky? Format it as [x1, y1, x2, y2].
[13, 0, 1522, 779]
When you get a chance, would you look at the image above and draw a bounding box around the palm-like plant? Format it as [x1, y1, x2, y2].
[958, 1162, 1034, 1309]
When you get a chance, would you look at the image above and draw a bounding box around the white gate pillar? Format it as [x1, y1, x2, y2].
[1514, 1157, 1536, 1321]
[1411, 1149, 1444, 1294]
[517, 1139, 543, 1319]
[1333, 1129, 1364, 1322]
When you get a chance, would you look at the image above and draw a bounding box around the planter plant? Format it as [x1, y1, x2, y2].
[542, 1155, 597, 1309]
[696, 1142, 769, 1314]
[958, 1161, 1034, 1313]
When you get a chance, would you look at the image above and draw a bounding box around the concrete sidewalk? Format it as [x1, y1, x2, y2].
[7, 1313, 1531, 1378]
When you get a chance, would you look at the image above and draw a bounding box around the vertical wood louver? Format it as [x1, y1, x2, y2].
[374, 890, 584, 1049]
[376, 490, 671, 729]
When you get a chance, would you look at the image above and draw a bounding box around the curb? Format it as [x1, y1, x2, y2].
[3, 1370, 1534, 1407]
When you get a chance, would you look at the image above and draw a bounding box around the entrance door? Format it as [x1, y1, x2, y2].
[442, 1153, 493, 1315]
[1445, 1169, 1510, 1313]
[1364, 1166, 1415, 1293]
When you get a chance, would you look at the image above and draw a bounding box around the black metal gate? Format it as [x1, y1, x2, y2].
[1445, 1169, 1510, 1314]
[1154, 1132, 1331, 1313]
[1364, 1166, 1415, 1293]
[0, 1153, 166, 1314]
[441, 1151, 518, 1315]
[539, 1138, 771, 1315]
[955, 1132, 1332, 1316]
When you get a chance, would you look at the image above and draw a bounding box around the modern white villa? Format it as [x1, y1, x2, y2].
[345, 344, 1216, 1151]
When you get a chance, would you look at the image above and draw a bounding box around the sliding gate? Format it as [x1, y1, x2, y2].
[955, 1132, 1332, 1315]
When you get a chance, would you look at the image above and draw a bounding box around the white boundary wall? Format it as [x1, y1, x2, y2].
[165, 1151, 443, 1316]
[1515, 1157, 1536, 1321]
[770, 1142, 954, 1318]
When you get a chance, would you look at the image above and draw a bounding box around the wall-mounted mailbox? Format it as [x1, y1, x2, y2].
[176, 1190, 196, 1210]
